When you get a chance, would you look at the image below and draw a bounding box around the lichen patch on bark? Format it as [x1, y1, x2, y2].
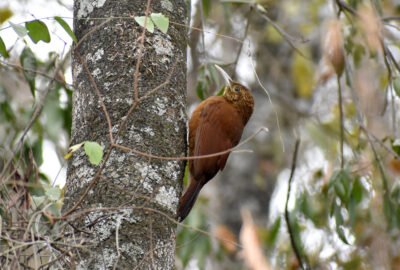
[84, 206, 139, 241]
[77, 0, 107, 18]
[155, 186, 178, 211]
[152, 97, 168, 116]
[161, 0, 173, 12]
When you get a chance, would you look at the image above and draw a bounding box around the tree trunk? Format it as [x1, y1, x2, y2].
[62, 0, 187, 269]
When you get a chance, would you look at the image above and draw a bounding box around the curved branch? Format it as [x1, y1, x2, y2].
[284, 139, 310, 270]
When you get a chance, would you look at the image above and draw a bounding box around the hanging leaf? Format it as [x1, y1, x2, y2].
[20, 47, 37, 97]
[0, 37, 9, 58]
[45, 187, 61, 201]
[9, 21, 28, 37]
[134, 16, 154, 33]
[150, 13, 169, 34]
[336, 225, 351, 245]
[84, 141, 103, 165]
[54, 16, 77, 43]
[330, 169, 352, 205]
[26, 20, 51, 43]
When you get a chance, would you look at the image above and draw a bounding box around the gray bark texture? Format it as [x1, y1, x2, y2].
[62, 0, 187, 269]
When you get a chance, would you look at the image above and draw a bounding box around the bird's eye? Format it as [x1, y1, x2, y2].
[233, 86, 241, 93]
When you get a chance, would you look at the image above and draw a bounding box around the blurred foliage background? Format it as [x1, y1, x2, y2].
[1, 0, 400, 269]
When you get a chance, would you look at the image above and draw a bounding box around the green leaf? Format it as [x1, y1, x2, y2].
[20, 47, 37, 97]
[45, 187, 61, 201]
[0, 37, 9, 58]
[25, 20, 51, 43]
[394, 78, 400, 98]
[333, 200, 351, 244]
[216, 86, 225, 96]
[32, 196, 46, 207]
[392, 139, 400, 155]
[9, 21, 28, 37]
[330, 169, 351, 205]
[351, 178, 364, 204]
[84, 141, 103, 165]
[134, 16, 154, 33]
[336, 225, 350, 245]
[0, 102, 15, 122]
[202, 0, 212, 17]
[196, 81, 205, 100]
[267, 217, 281, 246]
[334, 203, 344, 226]
[54, 16, 77, 43]
[32, 137, 43, 166]
[150, 13, 169, 34]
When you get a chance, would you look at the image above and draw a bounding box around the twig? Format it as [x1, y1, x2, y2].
[337, 76, 344, 169]
[251, 59, 285, 152]
[112, 127, 268, 161]
[62, 0, 153, 218]
[253, 4, 309, 58]
[61, 147, 113, 218]
[360, 126, 395, 228]
[60, 204, 247, 253]
[62, 42, 176, 220]
[76, 52, 114, 143]
[382, 16, 400, 21]
[115, 60, 177, 146]
[284, 139, 310, 270]
[74, 18, 112, 50]
[0, 60, 71, 88]
[112, 215, 122, 270]
[335, 0, 357, 16]
[132, 0, 152, 101]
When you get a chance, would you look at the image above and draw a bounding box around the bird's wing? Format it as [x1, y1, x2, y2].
[190, 97, 244, 181]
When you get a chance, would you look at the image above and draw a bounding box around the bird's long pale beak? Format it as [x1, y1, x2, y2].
[214, 65, 233, 86]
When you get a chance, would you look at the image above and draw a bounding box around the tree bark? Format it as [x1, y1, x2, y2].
[62, 0, 187, 269]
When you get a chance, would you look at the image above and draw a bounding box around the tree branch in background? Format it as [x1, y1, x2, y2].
[338, 76, 345, 169]
[284, 139, 310, 270]
[230, 6, 252, 80]
[0, 52, 69, 181]
[252, 4, 309, 58]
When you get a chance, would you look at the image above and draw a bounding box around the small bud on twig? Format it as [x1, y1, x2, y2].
[323, 19, 345, 77]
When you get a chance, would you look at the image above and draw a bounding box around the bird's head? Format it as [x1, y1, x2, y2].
[223, 82, 253, 103]
[214, 65, 254, 122]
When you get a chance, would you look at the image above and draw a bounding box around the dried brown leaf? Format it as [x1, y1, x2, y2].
[213, 224, 238, 253]
[358, 4, 382, 54]
[240, 209, 271, 270]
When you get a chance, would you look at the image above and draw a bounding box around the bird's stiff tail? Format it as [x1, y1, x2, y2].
[177, 180, 202, 222]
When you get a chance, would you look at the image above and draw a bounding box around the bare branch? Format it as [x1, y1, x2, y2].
[284, 139, 310, 270]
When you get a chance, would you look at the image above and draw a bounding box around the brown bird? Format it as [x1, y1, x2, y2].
[177, 80, 254, 221]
